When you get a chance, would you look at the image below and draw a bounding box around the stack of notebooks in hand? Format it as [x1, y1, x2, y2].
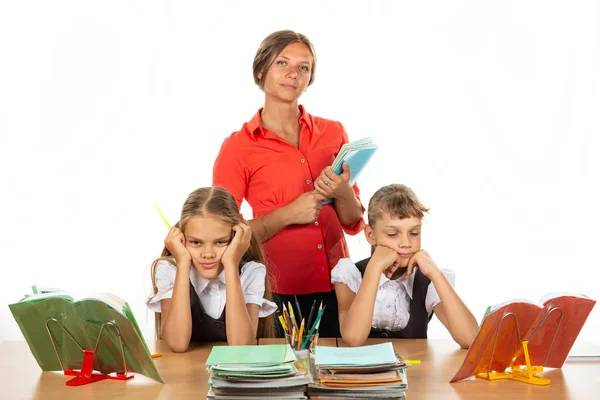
[206, 344, 312, 399]
[321, 137, 378, 205]
[308, 342, 408, 399]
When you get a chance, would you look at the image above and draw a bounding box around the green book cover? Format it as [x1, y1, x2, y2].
[9, 287, 163, 383]
[206, 344, 296, 366]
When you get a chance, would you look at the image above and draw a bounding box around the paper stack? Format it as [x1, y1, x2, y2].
[206, 344, 312, 399]
[308, 342, 408, 399]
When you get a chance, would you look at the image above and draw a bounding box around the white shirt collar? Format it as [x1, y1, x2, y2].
[190, 268, 227, 294]
[378, 270, 416, 300]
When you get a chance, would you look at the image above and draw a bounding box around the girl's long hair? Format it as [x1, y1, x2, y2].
[149, 187, 275, 339]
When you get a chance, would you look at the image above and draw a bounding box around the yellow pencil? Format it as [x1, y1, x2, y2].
[297, 318, 305, 350]
[154, 202, 171, 230]
[278, 315, 287, 332]
[288, 302, 299, 331]
[291, 326, 296, 348]
[151, 353, 163, 358]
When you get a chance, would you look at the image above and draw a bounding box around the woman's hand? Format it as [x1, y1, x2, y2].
[314, 162, 354, 200]
[164, 226, 192, 268]
[221, 223, 252, 268]
[287, 192, 327, 224]
[404, 250, 441, 279]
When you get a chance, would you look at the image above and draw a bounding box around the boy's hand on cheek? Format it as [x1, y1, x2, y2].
[222, 223, 252, 269]
[370, 245, 402, 275]
[404, 250, 440, 279]
[164, 226, 191, 268]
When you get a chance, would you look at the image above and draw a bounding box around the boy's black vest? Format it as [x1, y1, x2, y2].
[355, 257, 433, 339]
[189, 280, 227, 342]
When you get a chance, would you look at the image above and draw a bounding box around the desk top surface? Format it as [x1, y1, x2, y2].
[1, 338, 598, 400]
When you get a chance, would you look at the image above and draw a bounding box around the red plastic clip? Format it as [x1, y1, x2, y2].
[63, 350, 134, 386]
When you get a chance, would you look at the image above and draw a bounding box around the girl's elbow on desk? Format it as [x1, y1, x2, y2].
[166, 341, 190, 353]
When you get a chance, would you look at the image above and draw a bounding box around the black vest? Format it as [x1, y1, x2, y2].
[355, 257, 432, 339]
[189, 281, 227, 342]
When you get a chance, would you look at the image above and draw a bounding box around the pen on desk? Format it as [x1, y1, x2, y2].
[294, 295, 303, 321]
[154, 202, 171, 230]
[406, 359, 421, 364]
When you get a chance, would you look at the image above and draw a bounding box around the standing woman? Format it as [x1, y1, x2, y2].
[213, 30, 365, 337]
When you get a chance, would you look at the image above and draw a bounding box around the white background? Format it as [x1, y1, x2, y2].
[1, 1, 598, 346]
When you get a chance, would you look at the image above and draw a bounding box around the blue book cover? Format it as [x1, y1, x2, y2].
[321, 138, 378, 204]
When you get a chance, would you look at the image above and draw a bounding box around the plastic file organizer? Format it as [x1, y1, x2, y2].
[451, 293, 596, 386]
[9, 287, 163, 386]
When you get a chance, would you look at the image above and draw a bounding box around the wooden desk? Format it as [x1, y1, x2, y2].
[1, 339, 598, 399]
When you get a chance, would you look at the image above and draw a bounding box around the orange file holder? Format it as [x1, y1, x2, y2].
[451, 294, 596, 386]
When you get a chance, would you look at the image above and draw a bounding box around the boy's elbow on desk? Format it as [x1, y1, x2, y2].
[342, 332, 368, 347]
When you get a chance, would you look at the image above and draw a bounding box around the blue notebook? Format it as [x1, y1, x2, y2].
[322, 137, 378, 204]
[314, 342, 397, 367]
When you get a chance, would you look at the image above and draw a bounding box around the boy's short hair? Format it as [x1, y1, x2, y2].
[368, 184, 429, 226]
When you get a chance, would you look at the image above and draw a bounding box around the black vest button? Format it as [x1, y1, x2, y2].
[381, 332, 389, 338]
[215, 322, 221, 329]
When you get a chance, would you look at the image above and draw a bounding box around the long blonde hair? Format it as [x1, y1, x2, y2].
[150, 187, 275, 339]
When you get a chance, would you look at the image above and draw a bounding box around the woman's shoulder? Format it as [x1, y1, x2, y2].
[309, 114, 344, 131]
[300, 106, 344, 131]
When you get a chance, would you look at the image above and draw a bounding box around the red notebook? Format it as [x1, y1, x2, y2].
[451, 293, 596, 383]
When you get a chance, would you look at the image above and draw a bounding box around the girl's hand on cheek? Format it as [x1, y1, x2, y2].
[164, 226, 192, 268]
[222, 223, 252, 269]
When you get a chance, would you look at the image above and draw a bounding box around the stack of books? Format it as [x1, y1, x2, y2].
[321, 137, 378, 204]
[308, 342, 408, 399]
[206, 344, 312, 399]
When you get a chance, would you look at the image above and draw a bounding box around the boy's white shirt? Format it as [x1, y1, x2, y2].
[331, 258, 456, 331]
[147, 260, 277, 319]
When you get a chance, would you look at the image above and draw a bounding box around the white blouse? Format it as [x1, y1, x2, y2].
[146, 260, 277, 319]
[331, 258, 455, 331]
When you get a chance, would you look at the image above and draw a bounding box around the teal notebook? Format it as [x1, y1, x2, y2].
[322, 137, 378, 205]
[8, 285, 163, 383]
[314, 342, 397, 367]
[206, 344, 297, 366]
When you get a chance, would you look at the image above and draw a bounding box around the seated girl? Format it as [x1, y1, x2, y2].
[146, 187, 276, 352]
[332, 184, 478, 348]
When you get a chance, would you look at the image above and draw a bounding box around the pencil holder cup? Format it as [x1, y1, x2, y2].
[285, 331, 319, 352]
